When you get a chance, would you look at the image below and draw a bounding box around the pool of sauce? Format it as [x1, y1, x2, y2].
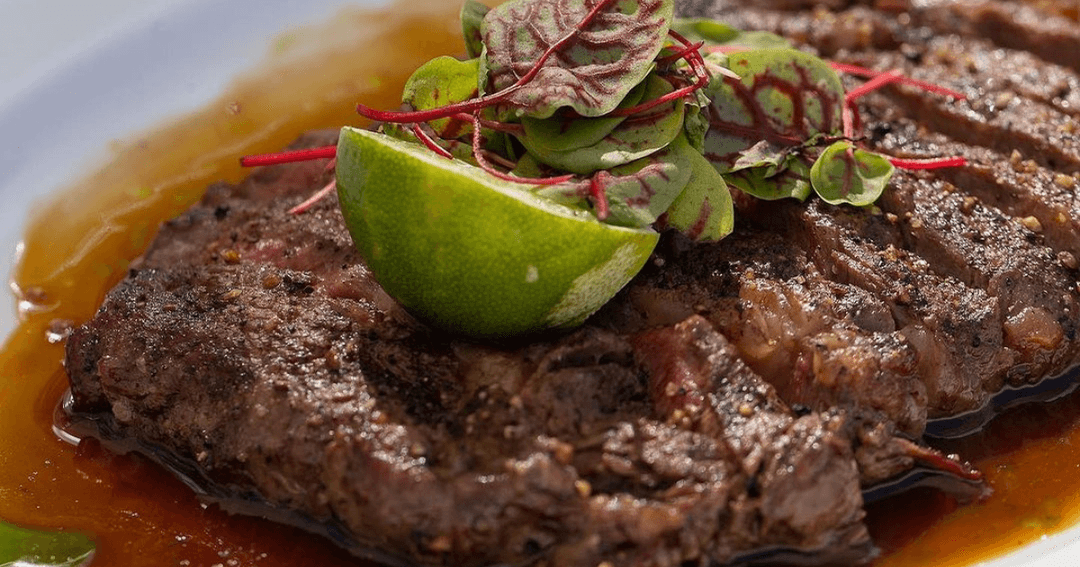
[1, 2, 1079, 566]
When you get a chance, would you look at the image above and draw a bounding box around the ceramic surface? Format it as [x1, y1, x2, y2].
[0, 2, 1074, 566]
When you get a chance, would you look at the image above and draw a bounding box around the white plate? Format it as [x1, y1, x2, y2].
[0, 1, 1076, 566]
[0, 0, 382, 338]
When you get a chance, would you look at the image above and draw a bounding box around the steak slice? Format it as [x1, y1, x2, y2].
[679, 0, 1080, 424]
[65, 0, 1080, 565]
[65, 132, 977, 566]
[611, 228, 932, 441]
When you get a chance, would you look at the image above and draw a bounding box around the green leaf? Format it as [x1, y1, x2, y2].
[730, 139, 791, 173]
[665, 148, 734, 241]
[681, 91, 709, 153]
[518, 77, 647, 153]
[401, 56, 481, 137]
[519, 73, 685, 174]
[810, 141, 894, 206]
[461, 1, 490, 59]
[0, 520, 95, 567]
[481, 0, 674, 119]
[603, 134, 696, 227]
[725, 157, 813, 201]
[701, 47, 845, 174]
[511, 151, 547, 178]
[669, 18, 791, 50]
[538, 133, 696, 228]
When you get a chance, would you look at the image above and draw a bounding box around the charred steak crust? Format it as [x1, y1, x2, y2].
[65, 1, 1080, 566]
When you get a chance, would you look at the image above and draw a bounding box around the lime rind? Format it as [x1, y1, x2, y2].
[542, 241, 645, 328]
[336, 127, 658, 338]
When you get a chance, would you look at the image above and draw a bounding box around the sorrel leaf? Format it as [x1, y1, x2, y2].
[519, 73, 685, 174]
[810, 140, 894, 206]
[701, 47, 845, 173]
[461, 0, 490, 59]
[596, 134, 695, 227]
[519, 77, 648, 153]
[725, 156, 813, 201]
[664, 147, 734, 241]
[535, 135, 692, 227]
[401, 56, 481, 138]
[481, 0, 674, 119]
[0, 520, 95, 567]
[729, 139, 790, 173]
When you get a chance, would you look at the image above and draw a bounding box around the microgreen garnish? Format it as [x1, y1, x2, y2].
[481, 0, 674, 119]
[238, 0, 973, 336]
[243, 0, 968, 225]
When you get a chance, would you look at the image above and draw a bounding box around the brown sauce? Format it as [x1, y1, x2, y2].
[0, 2, 1078, 566]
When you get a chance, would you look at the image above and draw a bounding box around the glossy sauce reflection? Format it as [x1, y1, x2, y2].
[0, 3, 461, 566]
[0, 2, 1078, 566]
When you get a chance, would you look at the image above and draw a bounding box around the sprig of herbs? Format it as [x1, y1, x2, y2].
[245, 0, 966, 238]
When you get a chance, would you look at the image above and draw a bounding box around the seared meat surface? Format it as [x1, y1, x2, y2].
[66, 0, 1080, 565]
[65, 131, 905, 566]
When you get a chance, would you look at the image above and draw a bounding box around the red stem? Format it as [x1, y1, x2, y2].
[588, 171, 612, 220]
[889, 156, 967, 170]
[845, 69, 905, 104]
[842, 106, 857, 139]
[896, 438, 983, 481]
[469, 113, 575, 186]
[702, 44, 749, 55]
[609, 30, 710, 118]
[357, 98, 493, 125]
[288, 179, 337, 215]
[843, 69, 904, 137]
[412, 124, 455, 159]
[477, 148, 519, 170]
[240, 145, 337, 167]
[655, 40, 705, 65]
[451, 113, 524, 135]
[830, 62, 967, 100]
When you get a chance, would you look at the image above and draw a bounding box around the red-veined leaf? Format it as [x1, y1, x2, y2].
[538, 133, 695, 227]
[481, 0, 674, 119]
[518, 76, 648, 153]
[702, 48, 845, 173]
[518, 73, 685, 174]
[725, 156, 813, 201]
[810, 140, 894, 206]
[665, 147, 734, 241]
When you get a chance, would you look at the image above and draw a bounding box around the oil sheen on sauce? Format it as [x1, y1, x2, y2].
[1, 2, 1079, 566]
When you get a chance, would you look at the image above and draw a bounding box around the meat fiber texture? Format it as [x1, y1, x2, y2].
[65, 0, 1080, 566]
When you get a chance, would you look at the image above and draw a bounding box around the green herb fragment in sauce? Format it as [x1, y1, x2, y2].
[0, 520, 95, 567]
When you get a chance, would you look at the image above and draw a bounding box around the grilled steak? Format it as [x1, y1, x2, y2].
[65, 1, 1080, 565]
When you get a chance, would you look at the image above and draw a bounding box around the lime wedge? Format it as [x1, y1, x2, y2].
[336, 127, 659, 338]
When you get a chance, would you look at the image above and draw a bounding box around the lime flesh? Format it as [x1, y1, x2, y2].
[336, 127, 659, 339]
